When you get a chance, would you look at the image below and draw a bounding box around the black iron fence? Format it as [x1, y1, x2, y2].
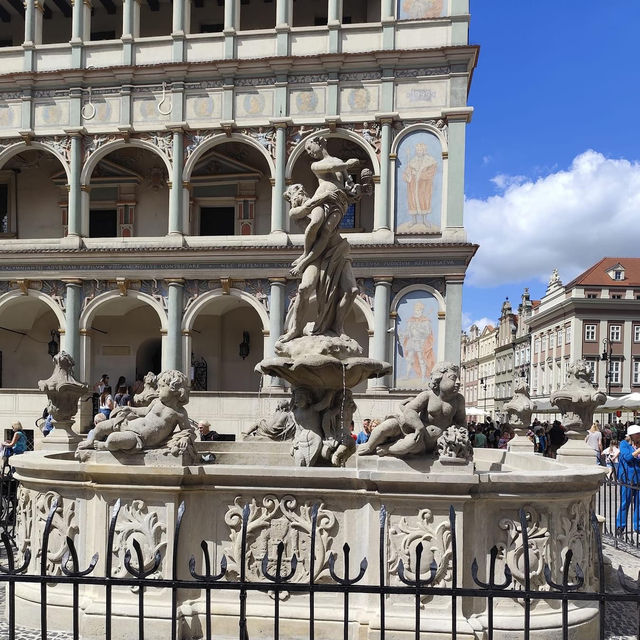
[0, 493, 639, 640]
[598, 465, 640, 552]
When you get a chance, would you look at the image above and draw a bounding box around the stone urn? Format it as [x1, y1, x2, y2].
[504, 379, 535, 453]
[551, 359, 606, 466]
[38, 351, 90, 452]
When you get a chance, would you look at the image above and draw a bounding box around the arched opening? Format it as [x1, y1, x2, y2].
[343, 0, 380, 23]
[86, 146, 168, 238]
[190, 140, 272, 236]
[87, 298, 162, 391]
[41, 0, 72, 44]
[191, 0, 224, 33]
[139, 0, 173, 38]
[290, 136, 375, 233]
[0, 297, 61, 388]
[0, 149, 67, 239]
[88, 0, 123, 41]
[136, 338, 162, 377]
[190, 296, 264, 392]
[239, 0, 276, 31]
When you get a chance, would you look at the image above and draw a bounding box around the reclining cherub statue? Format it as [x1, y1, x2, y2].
[357, 362, 466, 458]
[77, 370, 190, 454]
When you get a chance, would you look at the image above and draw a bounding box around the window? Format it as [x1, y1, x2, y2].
[614, 270, 623, 280]
[339, 203, 356, 229]
[542, 335, 547, 351]
[200, 207, 235, 236]
[612, 294, 622, 299]
[584, 324, 597, 342]
[585, 359, 596, 380]
[635, 325, 640, 342]
[534, 338, 540, 354]
[610, 360, 621, 385]
[634, 361, 640, 385]
[557, 329, 562, 345]
[89, 209, 118, 238]
[565, 326, 571, 343]
[610, 325, 622, 342]
[549, 333, 555, 348]
[586, 292, 598, 299]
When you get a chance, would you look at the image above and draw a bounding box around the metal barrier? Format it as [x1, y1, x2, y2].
[0, 495, 639, 640]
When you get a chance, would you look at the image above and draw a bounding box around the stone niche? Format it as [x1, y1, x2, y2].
[12, 446, 604, 640]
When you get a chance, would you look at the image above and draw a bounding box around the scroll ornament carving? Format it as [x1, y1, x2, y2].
[552, 500, 593, 588]
[388, 508, 452, 596]
[224, 495, 337, 590]
[112, 500, 167, 579]
[35, 491, 78, 576]
[40, 136, 72, 165]
[15, 486, 34, 566]
[496, 506, 550, 591]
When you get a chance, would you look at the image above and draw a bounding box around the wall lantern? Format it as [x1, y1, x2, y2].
[239, 331, 250, 360]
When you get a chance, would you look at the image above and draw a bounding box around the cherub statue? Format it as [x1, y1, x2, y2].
[77, 370, 191, 453]
[358, 362, 466, 458]
[133, 371, 158, 407]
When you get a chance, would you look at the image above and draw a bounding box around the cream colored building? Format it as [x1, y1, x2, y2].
[0, 0, 477, 441]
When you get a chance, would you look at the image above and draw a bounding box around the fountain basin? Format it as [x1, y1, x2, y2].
[11, 448, 605, 639]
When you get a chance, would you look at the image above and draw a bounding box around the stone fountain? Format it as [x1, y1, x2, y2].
[9, 146, 607, 639]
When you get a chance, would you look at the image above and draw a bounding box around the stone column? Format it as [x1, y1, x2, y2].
[166, 279, 184, 372]
[67, 131, 83, 237]
[370, 277, 392, 390]
[23, 0, 36, 71]
[122, 0, 135, 65]
[270, 119, 290, 233]
[71, 0, 88, 67]
[381, 0, 395, 49]
[265, 278, 286, 389]
[224, 0, 238, 59]
[444, 278, 463, 364]
[275, 0, 291, 56]
[374, 114, 396, 231]
[168, 126, 184, 235]
[63, 279, 83, 365]
[172, 0, 187, 61]
[327, 0, 341, 53]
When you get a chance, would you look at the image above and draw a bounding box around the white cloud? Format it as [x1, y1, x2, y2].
[465, 151, 640, 287]
[462, 313, 494, 333]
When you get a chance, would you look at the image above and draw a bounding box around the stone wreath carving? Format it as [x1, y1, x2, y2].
[34, 491, 78, 576]
[223, 495, 337, 592]
[388, 508, 452, 599]
[111, 500, 167, 579]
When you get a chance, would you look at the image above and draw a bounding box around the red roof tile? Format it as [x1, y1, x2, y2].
[565, 257, 640, 288]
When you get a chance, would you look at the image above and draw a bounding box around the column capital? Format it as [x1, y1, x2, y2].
[373, 276, 393, 285]
[62, 278, 83, 286]
[270, 117, 293, 129]
[375, 112, 399, 124]
[166, 122, 188, 133]
[269, 277, 287, 285]
[166, 278, 185, 286]
[64, 127, 87, 137]
[441, 107, 474, 123]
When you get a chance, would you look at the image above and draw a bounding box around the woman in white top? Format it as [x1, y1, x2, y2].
[603, 439, 620, 475]
[99, 386, 114, 419]
[584, 423, 603, 465]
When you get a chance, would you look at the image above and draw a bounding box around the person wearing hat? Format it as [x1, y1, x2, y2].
[615, 424, 640, 534]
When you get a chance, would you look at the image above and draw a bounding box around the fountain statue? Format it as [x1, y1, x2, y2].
[504, 379, 536, 453]
[551, 359, 606, 465]
[38, 351, 89, 451]
[257, 135, 391, 466]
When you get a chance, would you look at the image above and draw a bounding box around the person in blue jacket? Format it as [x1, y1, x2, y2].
[615, 424, 640, 534]
[2, 421, 28, 461]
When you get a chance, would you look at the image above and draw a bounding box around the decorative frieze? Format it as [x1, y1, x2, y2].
[84, 134, 120, 162]
[242, 126, 276, 159]
[235, 76, 278, 87]
[394, 66, 450, 78]
[40, 136, 72, 165]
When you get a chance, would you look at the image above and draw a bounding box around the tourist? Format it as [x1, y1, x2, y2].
[603, 439, 620, 476]
[94, 373, 109, 394]
[547, 420, 566, 458]
[584, 423, 603, 464]
[132, 375, 144, 396]
[114, 385, 127, 405]
[2, 421, 28, 460]
[115, 376, 126, 394]
[534, 427, 547, 455]
[356, 418, 372, 444]
[473, 427, 487, 448]
[616, 425, 640, 534]
[198, 420, 218, 442]
[99, 386, 114, 419]
[498, 430, 511, 450]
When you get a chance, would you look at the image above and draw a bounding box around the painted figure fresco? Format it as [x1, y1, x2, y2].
[398, 0, 444, 20]
[395, 130, 443, 233]
[394, 290, 438, 389]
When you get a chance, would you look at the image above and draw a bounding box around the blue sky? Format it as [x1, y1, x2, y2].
[462, 1, 640, 330]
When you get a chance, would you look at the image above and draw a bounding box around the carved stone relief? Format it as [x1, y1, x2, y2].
[34, 491, 78, 576]
[388, 508, 452, 596]
[15, 486, 34, 566]
[111, 500, 167, 579]
[223, 495, 337, 592]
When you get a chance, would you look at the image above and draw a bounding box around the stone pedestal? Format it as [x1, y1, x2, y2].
[38, 419, 82, 452]
[556, 430, 599, 467]
[507, 428, 535, 453]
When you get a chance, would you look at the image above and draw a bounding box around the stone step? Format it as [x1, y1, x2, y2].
[198, 440, 291, 453]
